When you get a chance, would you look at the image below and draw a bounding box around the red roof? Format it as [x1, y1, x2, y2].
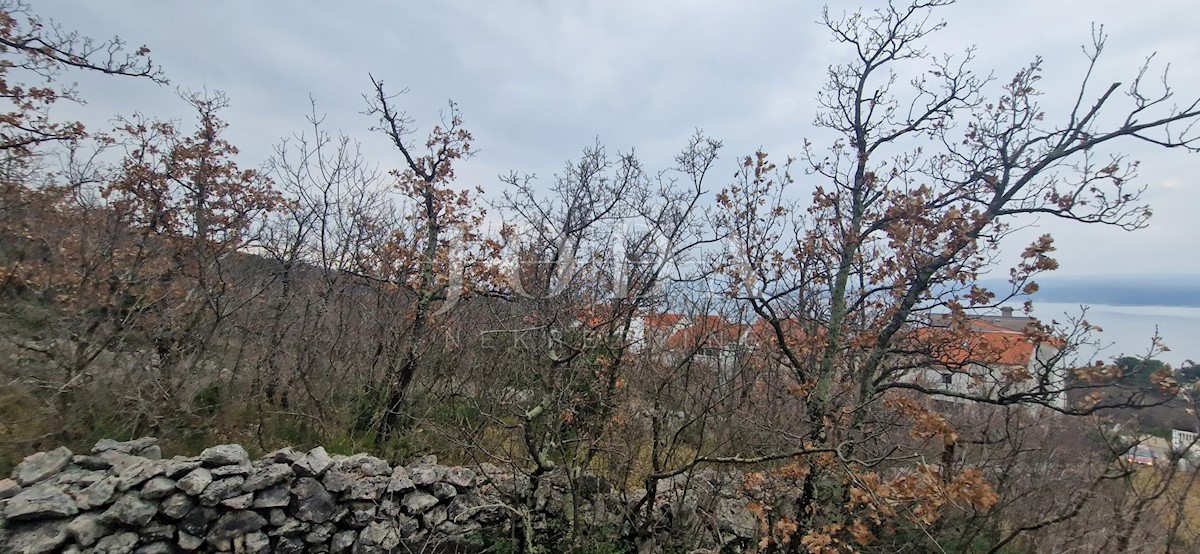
[916, 320, 1036, 367]
[642, 312, 687, 331]
[663, 314, 746, 350]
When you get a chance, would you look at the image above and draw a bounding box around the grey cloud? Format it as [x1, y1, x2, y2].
[33, 0, 1200, 275]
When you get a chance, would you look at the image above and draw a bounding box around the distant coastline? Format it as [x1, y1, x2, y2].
[972, 275, 1200, 365]
[979, 274, 1200, 308]
[1024, 302, 1199, 367]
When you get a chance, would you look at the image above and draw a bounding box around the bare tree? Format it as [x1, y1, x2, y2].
[0, 0, 164, 158]
[463, 132, 724, 550]
[712, 0, 1200, 549]
[363, 77, 500, 442]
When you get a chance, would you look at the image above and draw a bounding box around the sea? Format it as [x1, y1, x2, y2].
[1022, 302, 1200, 368]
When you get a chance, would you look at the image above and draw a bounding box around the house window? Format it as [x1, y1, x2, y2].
[941, 373, 954, 385]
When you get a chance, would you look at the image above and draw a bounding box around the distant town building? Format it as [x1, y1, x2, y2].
[908, 308, 1066, 409]
[1172, 428, 1200, 469]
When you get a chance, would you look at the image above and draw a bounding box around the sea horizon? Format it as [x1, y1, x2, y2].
[1019, 301, 1199, 368]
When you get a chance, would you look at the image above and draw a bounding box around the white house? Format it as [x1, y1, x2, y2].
[1171, 429, 1200, 469]
[909, 309, 1066, 409]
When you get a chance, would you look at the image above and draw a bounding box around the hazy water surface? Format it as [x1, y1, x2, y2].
[1025, 302, 1200, 367]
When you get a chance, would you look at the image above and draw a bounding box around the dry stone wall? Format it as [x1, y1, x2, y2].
[0, 438, 513, 553]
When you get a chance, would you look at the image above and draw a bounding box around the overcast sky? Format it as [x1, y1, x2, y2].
[34, 0, 1200, 278]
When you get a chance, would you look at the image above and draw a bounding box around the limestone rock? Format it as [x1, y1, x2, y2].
[65, 512, 108, 547]
[92, 437, 159, 458]
[162, 458, 201, 479]
[430, 481, 457, 500]
[102, 494, 157, 527]
[139, 476, 177, 499]
[240, 530, 271, 553]
[0, 478, 21, 499]
[344, 501, 376, 527]
[714, 496, 756, 538]
[304, 522, 336, 544]
[242, 463, 292, 492]
[422, 505, 448, 529]
[355, 520, 401, 552]
[159, 492, 195, 519]
[105, 453, 141, 475]
[336, 453, 390, 477]
[221, 492, 253, 510]
[5, 483, 78, 520]
[275, 535, 306, 554]
[74, 476, 117, 510]
[397, 514, 421, 536]
[0, 440, 547, 554]
[13, 447, 72, 486]
[198, 476, 245, 506]
[6, 519, 69, 554]
[176, 467, 212, 496]
[330, 530, 357, 553]
[449, 493, 504, 524]
[386, 475, 414, 495]
[267, 508, 287, 527]
[344, 475, 388, 501]
[46, 469, 89, 489]
[378, 498, 402, 518]
[437, 519, 479, 537]
[401, 491, 439, 515]
[178, 506, 217, 537]
[206, 510, 267, 544]
[443, 466, 476, 489]
[476, 466, 529, 498]
[329, 504, 349, 525]
[292, 447, 333, 478]
[385, 466, 412, 492]
[137, 445, 163, 460]
[198, 444, 249, 467]
[142, 521, 175, 541]
[290, 477, 335, 523]
[70, 470, 103, 486]
[321, 469, 353, 493]
[177, 531, 204, 550]
[264, 447, 304, 465]
[407, 463, 444, 486]
[269, 517, 309, 537]
[91, 438, 126, 453]
[251, 484, 289, 508]
[209, 464, 251, 478]
[133, 542, 173, 554]
[115, 458, 165, 492]
[91, 531, 139, 554]
[73, 455, 113, 471]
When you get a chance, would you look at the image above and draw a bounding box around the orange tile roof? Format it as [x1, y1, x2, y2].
[576, 307, 1045, 369]
[917, 321, 1036, 367]
[747, 317, 811, 345]
[663, 314, 746, 350]
[642, 312, 687, 330]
